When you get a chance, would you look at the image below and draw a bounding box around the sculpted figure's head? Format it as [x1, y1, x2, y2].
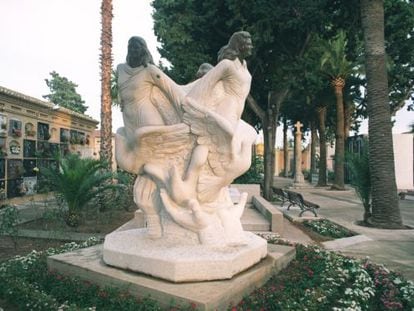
[217, 31, 253, 62]
[126, 36, 154, 68]
[195, 63, 214, 78]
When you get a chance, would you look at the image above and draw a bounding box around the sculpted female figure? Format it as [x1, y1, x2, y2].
[153, 31, 258, 245]
[114, 32, 257, 245]
[115, 36, 191, 238]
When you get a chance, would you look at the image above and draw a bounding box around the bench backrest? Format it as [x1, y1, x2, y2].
[286, 190, 304, 204]
[272, 187, 287, 197]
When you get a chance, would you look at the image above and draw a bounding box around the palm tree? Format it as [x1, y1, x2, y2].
[360, 0, 402, 228]
[40, 154, 121, 227]
[320, 31, 355, 190]
[100, 0, 113, 168]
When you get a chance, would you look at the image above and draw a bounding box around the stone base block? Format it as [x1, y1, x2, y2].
[47, 244, 295, 311]
[103, 229, 267, 282]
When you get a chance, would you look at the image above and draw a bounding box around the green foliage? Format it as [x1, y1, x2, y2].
[303, 219, 355, 239]
[110, 69, 119, 107]
[0, 204, 20, 248]
[384, 0, 414, 113]
[39, 154, 122, 226]
[0, 238, 161, 310]
[152, 0, 340, 122]
[320, 30, 358, 80]
[1, 240, 413, 310]
[233, 156, 264, 184]
[43, 71, 87, 114]
[347, 141, 371, 220]
[236, 244, 414, 310]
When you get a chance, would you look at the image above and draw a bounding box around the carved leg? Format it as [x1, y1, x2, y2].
[115, 128, 141, 173]
[134, 175, 162, 238]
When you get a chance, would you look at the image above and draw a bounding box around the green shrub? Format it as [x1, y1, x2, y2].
[234, 156, 264, 184]
[0, 204, 20, 248]
[347, 141, 371, 222]
[40, 154, 124, 227]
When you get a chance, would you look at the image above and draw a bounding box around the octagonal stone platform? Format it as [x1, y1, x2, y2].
[48, 243, 295, 310]
[103, 228, 267, 282]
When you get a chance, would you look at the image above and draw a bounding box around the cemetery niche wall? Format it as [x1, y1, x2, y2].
[0, 86, 98, 199]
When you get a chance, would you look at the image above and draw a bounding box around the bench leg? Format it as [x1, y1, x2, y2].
[299, 208, 318, 217]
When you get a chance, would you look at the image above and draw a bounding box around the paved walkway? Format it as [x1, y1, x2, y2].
[274, 177, 414, 281]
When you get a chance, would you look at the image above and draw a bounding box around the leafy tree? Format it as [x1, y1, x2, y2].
[43, 71, 87, 114]
[384, 0, 414, 114]
[360, 0, 402, 228]
[40, 154, 121, 227]
[152, 0, 338, 200]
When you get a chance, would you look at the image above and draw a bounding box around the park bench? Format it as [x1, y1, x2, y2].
[272, 187, 289, 206]
[285, 190, 320, 217]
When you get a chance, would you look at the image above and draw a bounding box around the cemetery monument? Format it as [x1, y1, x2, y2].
[102, 32, 268, 282]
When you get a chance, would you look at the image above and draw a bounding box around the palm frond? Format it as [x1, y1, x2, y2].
[39, 154, 120, 213]
[347, 144, 371, 208]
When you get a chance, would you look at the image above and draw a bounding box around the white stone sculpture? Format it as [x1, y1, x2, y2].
[103, 32, 267, 282]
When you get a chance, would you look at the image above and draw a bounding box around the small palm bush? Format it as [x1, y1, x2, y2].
[347, 141, 371, 223]
[40, 154, 122, 227]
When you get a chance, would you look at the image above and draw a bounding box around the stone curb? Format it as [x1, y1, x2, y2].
[1, 229, 104, 242]
[322, 235, 373, 250]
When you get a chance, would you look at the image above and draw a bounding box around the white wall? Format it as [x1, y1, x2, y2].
[393, 133, 414, 190]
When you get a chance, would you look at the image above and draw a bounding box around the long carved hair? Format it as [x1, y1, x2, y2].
[126, 36, 154, 68]
[217, 31, 251, 62]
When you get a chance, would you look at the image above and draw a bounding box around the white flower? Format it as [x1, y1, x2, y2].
[344, 288, 353, 295]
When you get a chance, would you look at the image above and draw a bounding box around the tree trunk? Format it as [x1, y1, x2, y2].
[100, 0, 113, 169]
[332, 80, 346, 190]
[263, 115, 275, 200]
[344, 100, 353, 141]
[361, 0, 402, 228]
[310, 118, 318, 177]
[283, 119, 289, 177]
[316, 105, 327, 186]
[247, 90, 288, 200]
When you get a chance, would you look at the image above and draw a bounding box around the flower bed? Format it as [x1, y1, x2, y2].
[0, 239, 413, 310]
[236, 244, 414, 311]
[303, 219, 355, 239]
[0, 238, 161, 310]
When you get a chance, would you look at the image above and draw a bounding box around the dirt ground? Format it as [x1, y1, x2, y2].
[0, 209, 136, 263]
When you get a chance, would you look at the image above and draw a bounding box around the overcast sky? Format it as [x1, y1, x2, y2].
[0, 0, 161, 134]
[0, 0, 412, 146]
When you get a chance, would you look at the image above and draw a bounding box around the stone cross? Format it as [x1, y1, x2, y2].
[294, 121, 304, 184]
[294, 121, 303, 134]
